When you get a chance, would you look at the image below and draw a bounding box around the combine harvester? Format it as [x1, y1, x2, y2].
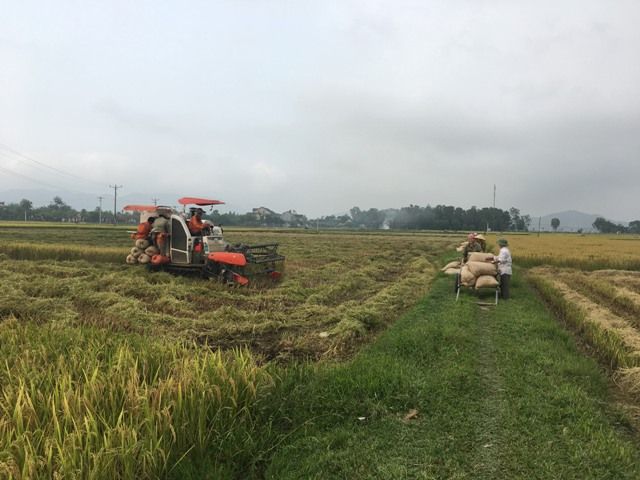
[123, 197, 285, 286]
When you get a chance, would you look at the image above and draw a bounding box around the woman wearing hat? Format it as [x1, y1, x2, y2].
[494, 238, 512, 299]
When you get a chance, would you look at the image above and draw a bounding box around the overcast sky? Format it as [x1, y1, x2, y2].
[1, 0, 639, 219]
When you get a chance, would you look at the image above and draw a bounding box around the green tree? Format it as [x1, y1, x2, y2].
[628, 220, 640, 234]
[592, 217, 626, 234]
[551, 217, 560, 231]
[19, 199, 33, 221]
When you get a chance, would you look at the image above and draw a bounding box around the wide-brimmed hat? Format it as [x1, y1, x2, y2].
[497, 238, 508, 246]
[475, 234, 486, 241]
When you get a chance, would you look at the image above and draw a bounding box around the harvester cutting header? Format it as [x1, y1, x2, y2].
[124, 197, 284, 286]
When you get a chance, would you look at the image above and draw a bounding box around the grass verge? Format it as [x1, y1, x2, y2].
[260, 270, 640, 479]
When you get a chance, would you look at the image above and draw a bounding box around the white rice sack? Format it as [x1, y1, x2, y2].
[126, 254, 137, 264]
[467, 252, 494, 263]
[444, 268, 460, 275]
[460, 265, 476, 286]
[131, 247, 143, 258]
[475, 275, 499, 289]
[441, 260, 461, 271]
[135, 239, 150, 249]
[138, 253, 151, 264]
[467, 261, 497, 277]
[145, 245, 160, 256]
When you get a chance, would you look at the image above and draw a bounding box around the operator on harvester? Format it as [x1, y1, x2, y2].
[188, 208, 209, 235]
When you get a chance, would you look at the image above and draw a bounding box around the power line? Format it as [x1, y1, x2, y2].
[0, 164, 72, 191]
[0, 142, 108, 188]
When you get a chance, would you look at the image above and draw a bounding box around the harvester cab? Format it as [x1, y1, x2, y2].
[124, 197, 285, 286]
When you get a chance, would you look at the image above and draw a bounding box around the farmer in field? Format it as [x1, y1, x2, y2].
[151, 211, 170, 256]
[494, 238, 512, 300]
[462, 233, 482, 263]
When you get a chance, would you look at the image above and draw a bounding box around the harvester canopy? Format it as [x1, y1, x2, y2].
[178, 197, 225, 206]
[123, 204, 158, 212]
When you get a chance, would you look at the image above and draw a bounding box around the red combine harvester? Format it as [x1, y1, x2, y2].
[123, 197, 285, 286]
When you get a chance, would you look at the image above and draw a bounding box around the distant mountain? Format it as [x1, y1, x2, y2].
[537, 210, 627, 233]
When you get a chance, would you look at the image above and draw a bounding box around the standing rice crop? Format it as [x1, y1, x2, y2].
[0, 320, 274, 479]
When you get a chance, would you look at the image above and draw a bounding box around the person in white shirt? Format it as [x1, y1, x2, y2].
[494, 238, 512, 300]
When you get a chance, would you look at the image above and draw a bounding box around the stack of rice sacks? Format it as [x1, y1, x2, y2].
[441, 253, 499, 289]
[126, 239, 160, 265]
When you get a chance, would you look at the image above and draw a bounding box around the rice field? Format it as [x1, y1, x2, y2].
[0, 226, 454, 360]
[485, 232, 640, 270]
[0, 223, 455, 478]
[4, 224, 640, 477]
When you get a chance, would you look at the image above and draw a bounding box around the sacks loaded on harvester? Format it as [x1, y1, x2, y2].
[466, 261, 498, 277]
[151, 254, 171, 265]
[444, 267, 461, 275]
[476, 275, 499, 289]
[135, 239, 150, 250]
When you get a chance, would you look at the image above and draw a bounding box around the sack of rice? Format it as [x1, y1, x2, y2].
[131, 247, 143, 258]
[466, 261, 497, 277]
[135, 239, 150, 250]
[145, 245, 160, 256]
[475, 275, 499, 289]
[126, 254, 137, 264]
[467, 252, 494, 263]
[151, 254, 171, 265]
[441, 260, 461, 271]
[444, 267, 460, 275]
[138, 253, 151, 264]
[460, 265, 475, 286]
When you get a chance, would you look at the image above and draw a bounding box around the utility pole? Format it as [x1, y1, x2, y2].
[538, 216, 541, 237]
[152, 197, 159, 206]
[493, 184, 496, 209]
[109, 184, 122, 224]
[98, 196, 103, 224]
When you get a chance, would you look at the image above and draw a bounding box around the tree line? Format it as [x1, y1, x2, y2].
[592, 217, 640, 234]
[0, 197, 136, 223]
[3, 196, 636, 233]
